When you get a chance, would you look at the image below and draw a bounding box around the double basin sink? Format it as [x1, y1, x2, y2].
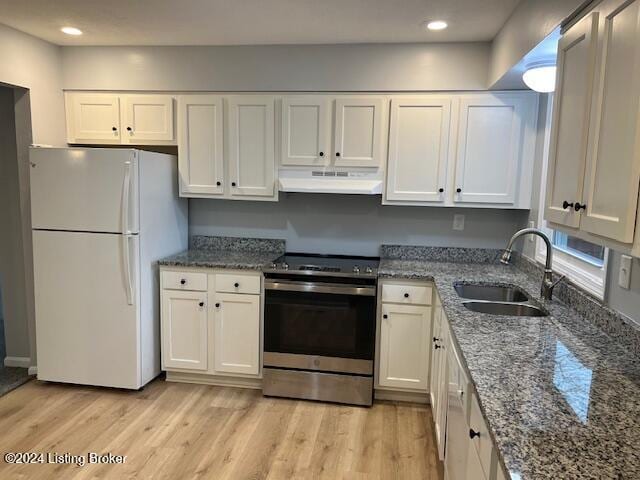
[454, 283, 548, 317]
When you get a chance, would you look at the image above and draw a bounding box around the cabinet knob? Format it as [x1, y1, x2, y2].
[469, 429, 481, 439]
[438, 188, 444, 193]
[126, 126, 132, 132]
[112, 127, 117, 132]
[456, 188, 462, 193]
[574, 202, 587, 211]
[231, 182, 237, 187]
[234, 282, 240, 288]
[216, 181, 221, 186]
[215, 303, 220, 308]
[562, 200, 574, 209]
[404, 293, 409, 298]
[319, 151, 324, 157]
[198, 301, 205, 307]
[383, 314, 388, 319]
[433, 337, 440, 342]
[434, 344, 442, 350]
[335, 152, 341, 157]
[180, 279, 186, 285]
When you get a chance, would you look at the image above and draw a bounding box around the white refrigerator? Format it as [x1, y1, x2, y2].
[30, 147, 188, 389]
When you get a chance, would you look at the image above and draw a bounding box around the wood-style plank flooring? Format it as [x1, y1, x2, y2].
[0, 378, 443, 479]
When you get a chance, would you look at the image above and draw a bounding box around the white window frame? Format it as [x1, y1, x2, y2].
[534, 94, 608, 300]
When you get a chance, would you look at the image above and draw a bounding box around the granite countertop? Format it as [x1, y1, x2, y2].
[379, 258, 640, 479]
[158, 249, 281, 270]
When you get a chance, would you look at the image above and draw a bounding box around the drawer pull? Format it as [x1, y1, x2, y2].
[469, 428, 481, 439]
[180, 279, 186, 285]
[234, 282, 240, 288]
[383, 314, 388, 319]
[215, 303, 220, 308]
[198, 302, 205, 307]
[404, 293, 409, 298]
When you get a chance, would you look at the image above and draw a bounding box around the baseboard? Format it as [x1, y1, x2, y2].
[28, 366, 38, 376]
[165, 371, 262, 389]
[375, 388, 430, 404]
[4, 356, 31, 368]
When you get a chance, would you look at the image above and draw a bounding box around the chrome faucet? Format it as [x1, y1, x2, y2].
[500, 228, 560, 300]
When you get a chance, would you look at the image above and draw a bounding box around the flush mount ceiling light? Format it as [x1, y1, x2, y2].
[61, 26, 83, 36]
[522, 60, 557, 93]
[424, 20, 448, 31]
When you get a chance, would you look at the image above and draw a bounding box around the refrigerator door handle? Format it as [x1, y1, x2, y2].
[123, 234, 135, 306]
[121, 161, 132, 234]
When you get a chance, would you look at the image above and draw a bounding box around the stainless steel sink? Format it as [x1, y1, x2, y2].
[462, 301, 547, 317]
[454, 283, 529, 303]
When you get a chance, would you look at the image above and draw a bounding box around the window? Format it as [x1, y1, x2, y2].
[535, 94, 608, 299]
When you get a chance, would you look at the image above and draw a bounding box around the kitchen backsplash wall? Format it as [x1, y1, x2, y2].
[189, 194, 529, 256]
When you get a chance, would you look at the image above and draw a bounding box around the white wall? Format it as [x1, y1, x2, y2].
[61, 43, 491, 92]
[0, 23, 65, 145]
[190, 195, 528, 256]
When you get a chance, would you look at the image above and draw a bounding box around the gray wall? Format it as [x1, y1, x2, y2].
[190, 195, 528, 256]
[61, 43, 491, 92]
[607, 253, 640, 325]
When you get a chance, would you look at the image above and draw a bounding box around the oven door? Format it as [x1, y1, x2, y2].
[264, 279, 376, 375]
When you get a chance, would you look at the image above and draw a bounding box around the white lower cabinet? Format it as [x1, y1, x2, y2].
[161, 289, 208, 371]
[160, 268, 262, 381]
[377, 280, 433, 392]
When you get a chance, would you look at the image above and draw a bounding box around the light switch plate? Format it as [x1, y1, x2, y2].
[619, 255, 632, 290]
[453, 214, 465, 231]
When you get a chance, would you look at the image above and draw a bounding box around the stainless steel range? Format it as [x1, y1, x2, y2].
[262, 253, 379, 406]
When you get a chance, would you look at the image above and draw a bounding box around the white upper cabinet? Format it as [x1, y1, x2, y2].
[281, 96, 331, 167]
[454, 93, 535, 205]
[65, 92, 176, 145]
[177, 95, 224, 196]
[386, 97, 452, 202]
[65, 93, 121, 144]
[545, 13, 599, 228]
[122, 95, 175, 144]
[334, 97, 385, 168]
[227, 95, 277, 199]
[580, 0, 640, 243]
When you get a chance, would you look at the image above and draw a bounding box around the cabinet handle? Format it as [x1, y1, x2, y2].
[574, 202, 587, 211]
[562, 200, 574, 210]
[438, 188, 444, 193]
[180, 279, 186, 285]
[198, 302, 205, 307]
[126, 126, 132, 132]
[335, 152, 341, 157]
[469, 429, 481, 439]
[234, 282, 240, 288]
[383, 314, 388, 319]
[112, 126, 117, 132]
[433, 337, 440, 342]
[215, 303, 220, 308]
[231, 182, 237, 187]
[319, 151, 324, 157]
[404, 293, 409, 298]
[456, 188, 462, 193]
[216, 181, 221, 186]
[434, 344, 442, 350]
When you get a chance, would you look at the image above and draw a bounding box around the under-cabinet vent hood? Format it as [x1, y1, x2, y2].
[278, 169, 383, 195]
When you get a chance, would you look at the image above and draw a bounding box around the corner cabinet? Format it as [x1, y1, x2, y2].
[65, 92, 176, 145]
[384, 92, 538, 209]
[177, 94, 278, 202]
[545, 0, 640, 256]
[160, 267, 263, 385]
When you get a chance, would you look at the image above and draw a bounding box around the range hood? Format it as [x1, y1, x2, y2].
[278, 169, 383, 195]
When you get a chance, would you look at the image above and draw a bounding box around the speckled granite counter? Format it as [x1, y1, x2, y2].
[379, 256, 640, 479]
[158, 235, 284, 270]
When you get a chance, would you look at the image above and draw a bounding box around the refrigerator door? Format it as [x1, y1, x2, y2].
[33, 229, 141, 389]
[30, 147, 139, 234]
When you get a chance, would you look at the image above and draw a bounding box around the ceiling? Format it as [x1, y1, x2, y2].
[0, 0, 521, 46]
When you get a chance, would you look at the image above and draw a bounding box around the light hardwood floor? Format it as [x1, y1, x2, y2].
[0, 378, 443, 480]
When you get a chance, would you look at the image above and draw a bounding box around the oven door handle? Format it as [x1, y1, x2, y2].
[264, 280, 376, 296]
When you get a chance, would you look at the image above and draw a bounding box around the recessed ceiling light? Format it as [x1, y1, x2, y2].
[425, 20, 448, 31]
[61, 26, 82, 36]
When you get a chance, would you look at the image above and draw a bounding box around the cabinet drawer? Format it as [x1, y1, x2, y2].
[162, 271, 208, 291]
[382, 283, 432, 305]
[215, 273, 261, 295]
[469, 392, 494, 479]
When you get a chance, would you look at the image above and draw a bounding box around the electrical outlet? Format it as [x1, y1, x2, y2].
[453, 214, 465, 231]
[619, 255, 633, 290]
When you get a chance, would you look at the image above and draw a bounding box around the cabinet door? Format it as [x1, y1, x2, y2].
[161, 290, 208, 371]
[454, 94, 528, 204]
[213, 293, 260, 376]
[379, 303, 431, 390]
[435, 316, 450, 460]
[227, 96, 276, 198]
[177, 95, 224, 196]
[545, 13, 599, 228]
[334, 97, 385, 168]
[429, 300, 442, 406]
[580, 0, 640, 243]
[122, 95, 175, 144]
[281, 96, 331, 166]
[386, 97, 451, 202]
[66, 93, 121, 144]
